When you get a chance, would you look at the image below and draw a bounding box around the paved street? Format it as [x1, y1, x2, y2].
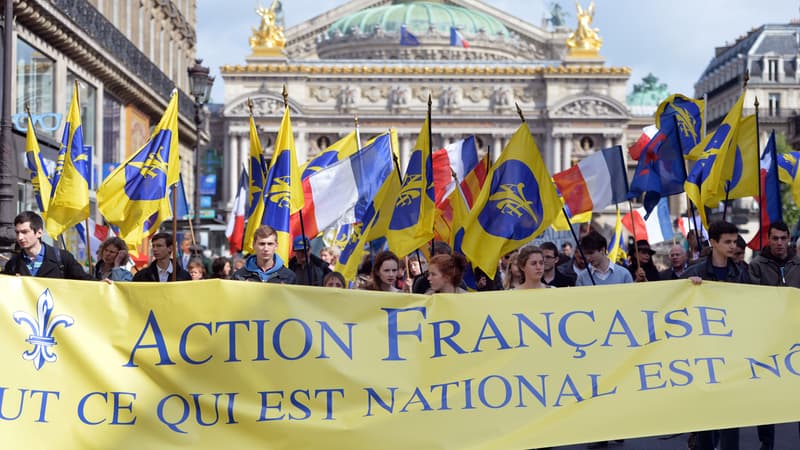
[554, 423, 798, 449]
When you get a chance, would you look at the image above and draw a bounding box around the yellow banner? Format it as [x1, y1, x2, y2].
[2, 276, 800, 449]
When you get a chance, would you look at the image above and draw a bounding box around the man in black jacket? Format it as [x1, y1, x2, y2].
[682, 220, 749, 450]
[288, 235, 330, 286]
[231, 225, 295, 284]
[132, 232, 191, 282]
[2, 211, 91, 280]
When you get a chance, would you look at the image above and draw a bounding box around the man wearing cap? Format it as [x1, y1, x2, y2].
[288, 235, 330, 286]
[628, 239, 660, 282]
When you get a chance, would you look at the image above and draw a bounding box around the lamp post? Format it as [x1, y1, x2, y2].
[0, 0, 19, 250]
[186, 58, 214, 231]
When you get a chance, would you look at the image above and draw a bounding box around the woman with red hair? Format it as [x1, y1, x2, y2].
[425, 253, 467, 294]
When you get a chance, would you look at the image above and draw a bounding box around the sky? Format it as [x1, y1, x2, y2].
[197, 0, 800, 103]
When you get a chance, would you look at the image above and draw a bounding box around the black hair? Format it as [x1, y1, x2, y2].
[14, 211, 44, 233]
[580, 231, 607, 253]
[540, 241, 558, 257]
[707, 221, 738, 242]
[151, 232, 174, 248]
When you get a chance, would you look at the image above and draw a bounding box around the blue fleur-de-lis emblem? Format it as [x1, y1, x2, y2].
[395, 174, 423, 207]
[13, 289, 74, 370]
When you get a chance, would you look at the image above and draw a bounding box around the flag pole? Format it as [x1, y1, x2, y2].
[185, 175, 198, 257]
[284, 85, 313, 284]
[172, 170, 178, 281]
[427, 94, 434, 256]
[754, 96, 763, 251]
[673, 114, 703, 254]
[723, 71, 750, 223]
[354, 113, 362, 149]
[517, 102, 594, 285]
[71, 79, 93, 269]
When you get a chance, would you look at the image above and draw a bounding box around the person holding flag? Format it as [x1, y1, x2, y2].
[261, 88, 304, 263]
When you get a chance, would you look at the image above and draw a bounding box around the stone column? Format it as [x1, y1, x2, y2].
[604, 134, 613, 149]
[295, 129, 308, 164]
[492, 135, 503, 163]
[400, 136, 412, 174]
[563, 135, 573, 169]
[227, 132, 239, 208]
[552, 135, 562, 174]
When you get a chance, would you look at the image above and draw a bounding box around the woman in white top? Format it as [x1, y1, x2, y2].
[515, 246, 553, 289]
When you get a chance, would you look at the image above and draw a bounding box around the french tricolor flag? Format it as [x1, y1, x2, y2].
[290, 134, 394, 240]
[450, 27, 469, 48]
[225, 168, 247, 254]
[622, 197, 674, 245]
[628, 125, 658, 161]
[552, 146, 628, 217]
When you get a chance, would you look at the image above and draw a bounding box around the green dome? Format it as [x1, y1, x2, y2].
[327, 1, 510, 38]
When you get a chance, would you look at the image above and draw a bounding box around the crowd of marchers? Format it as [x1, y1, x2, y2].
[2, 210, 799, 450]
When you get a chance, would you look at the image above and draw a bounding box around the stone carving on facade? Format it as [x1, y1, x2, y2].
[337, 85, 360, 112]
[490, 86, 513, 112]
[310, 86, 332, 102]
[439, 86, 460, 113]
[388, 85, 411, 111]
[553, 98, 617, 118]
[465, 86, 485, 103]
[363, 86, 384, 103]
[228, 97, 283, 116]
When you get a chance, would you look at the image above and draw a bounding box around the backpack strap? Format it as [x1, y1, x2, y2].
[50, 245, 66, 274]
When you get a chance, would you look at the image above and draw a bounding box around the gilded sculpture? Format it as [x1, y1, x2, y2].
[249, 0, 285, 57]
[566, 1, 602, 57]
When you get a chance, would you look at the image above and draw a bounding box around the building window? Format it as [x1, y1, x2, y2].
[768, 59, 779, 82]
[769, 93, 781, 117]
[102, 95, 122, 169]
[16, 39, 56, 137]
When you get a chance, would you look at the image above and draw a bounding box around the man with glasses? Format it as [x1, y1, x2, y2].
[540, 242, 574, 287]
[748, 221, 800, 450]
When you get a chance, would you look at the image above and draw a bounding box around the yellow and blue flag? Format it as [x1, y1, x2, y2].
[97, 91, 180, 247]
[656, 94, 705, 156]
[261, 106, 304, 262]
[607, 206, 628, 265]
[461, 123, 561, 277]
[778, 151, 800, 206]
[24, 113, 52, 217]
[383, 116, 435, 257]
[46, 85, 90, 238]
[242, 114, 268, 254]
[724, 114, 759, 200]
[685, 92, 746, 226]
[300, 131, 358, 179]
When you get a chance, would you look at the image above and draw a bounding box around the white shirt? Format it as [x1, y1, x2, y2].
[157, 261, 173, 283]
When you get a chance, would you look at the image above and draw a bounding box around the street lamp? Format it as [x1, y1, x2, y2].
[186, 58, 214, 232]
[0, 0, 19, 250]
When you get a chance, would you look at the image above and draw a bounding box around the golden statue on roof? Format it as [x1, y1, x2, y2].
[566, 1, 602, 57]
[250, 0, 285, 57]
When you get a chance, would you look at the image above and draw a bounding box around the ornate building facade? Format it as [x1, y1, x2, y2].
[218, 0, 633, 213]
[7, 0, 201, 231]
